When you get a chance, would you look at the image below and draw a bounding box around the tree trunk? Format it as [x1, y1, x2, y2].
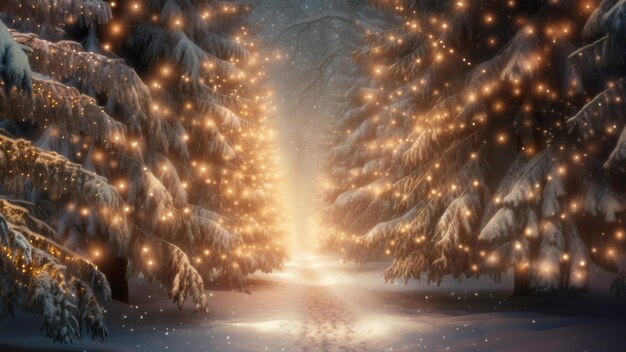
[99, 256, 130, 304]
[512, 264, 530, 297]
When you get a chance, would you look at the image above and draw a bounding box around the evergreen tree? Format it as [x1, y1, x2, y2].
[0, 0, 285, 342]
[252, 0, 388, 252]
[107, 0, 286, 288]
[322, 0, 626, 295]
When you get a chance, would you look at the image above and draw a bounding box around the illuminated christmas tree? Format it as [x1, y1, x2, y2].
[106, 0, 286, 288]
[321, 0, 626, 295]
[0, 0, 284, 342]
[0, 4, 122, 342]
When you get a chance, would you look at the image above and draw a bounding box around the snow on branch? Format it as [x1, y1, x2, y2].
[568, 35, 607, 80]
[604, 0, 626, 34]
[8, 30, 190, 157]
[396, 138, 475, 206]
[578, 168, 625, 222]
[480, 154, 528, 227]
[400, 25, 542, 167]
[380, 155, 489, 283]
[0, 20, 31, 93]
[178, 82, 255, 121]
[146, 152, 189, 206]
[383, 254, 429, 283]
[0, 134, 130, 253]
[363, 205, 418, 246]
[562, 219, 589, 291]
[431, 184, 486, 278]
[23, 230, 111, 304]
[0, 0, 112, 28]
[327, 179, 385, 224]
[0, 214, 110, 343]
[129, 230, 210, 314]
[403, 101, 486, 167]
[128, 25, 241, 83]
[160, 0, 250, 62]
[477, 149, 623, 291]
[480, 207, 539, 245]
[338, 99, 380, 130]
[11, 31, 153, 111]
[186, 116, 238, 163]
[532, 219, 565, 292]
[0, 197, 58, 240]
[185, 93, 254, 131]
[501, 149, 557, 209]
[565, 79, 626, 170]
[125, 163, 241, 254]
[606, 124, 626, 172]
[0, 74, 126, 147]
[583, 0, 620, 38]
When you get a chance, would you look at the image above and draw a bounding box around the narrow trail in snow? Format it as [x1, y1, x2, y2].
[296, 261, 368, 352]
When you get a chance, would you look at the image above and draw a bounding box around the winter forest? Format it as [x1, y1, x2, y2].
[1, 0, 626, 351]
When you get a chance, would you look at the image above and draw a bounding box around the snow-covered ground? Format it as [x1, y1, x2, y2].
[2, 255, 626, 351]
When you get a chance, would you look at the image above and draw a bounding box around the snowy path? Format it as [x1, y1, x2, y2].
[296, 264, 363, 351]
[2, 255, 626, 351]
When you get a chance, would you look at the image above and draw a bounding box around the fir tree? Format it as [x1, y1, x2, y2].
[107, 0, 286, 288]
[322, 0, 626, 295]
[0, 0, 285, 342]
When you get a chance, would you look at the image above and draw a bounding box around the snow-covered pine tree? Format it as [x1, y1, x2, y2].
[2, 0, 218, 309]
[250, 0, 391, 256]
[0, 0, 284, 342]
[312, 1, 408, 261]
[319, 2, 420, 262]
[322, 0, 626, 295]
[0, 4, 124, 342]
[105, 0, 285, 289]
